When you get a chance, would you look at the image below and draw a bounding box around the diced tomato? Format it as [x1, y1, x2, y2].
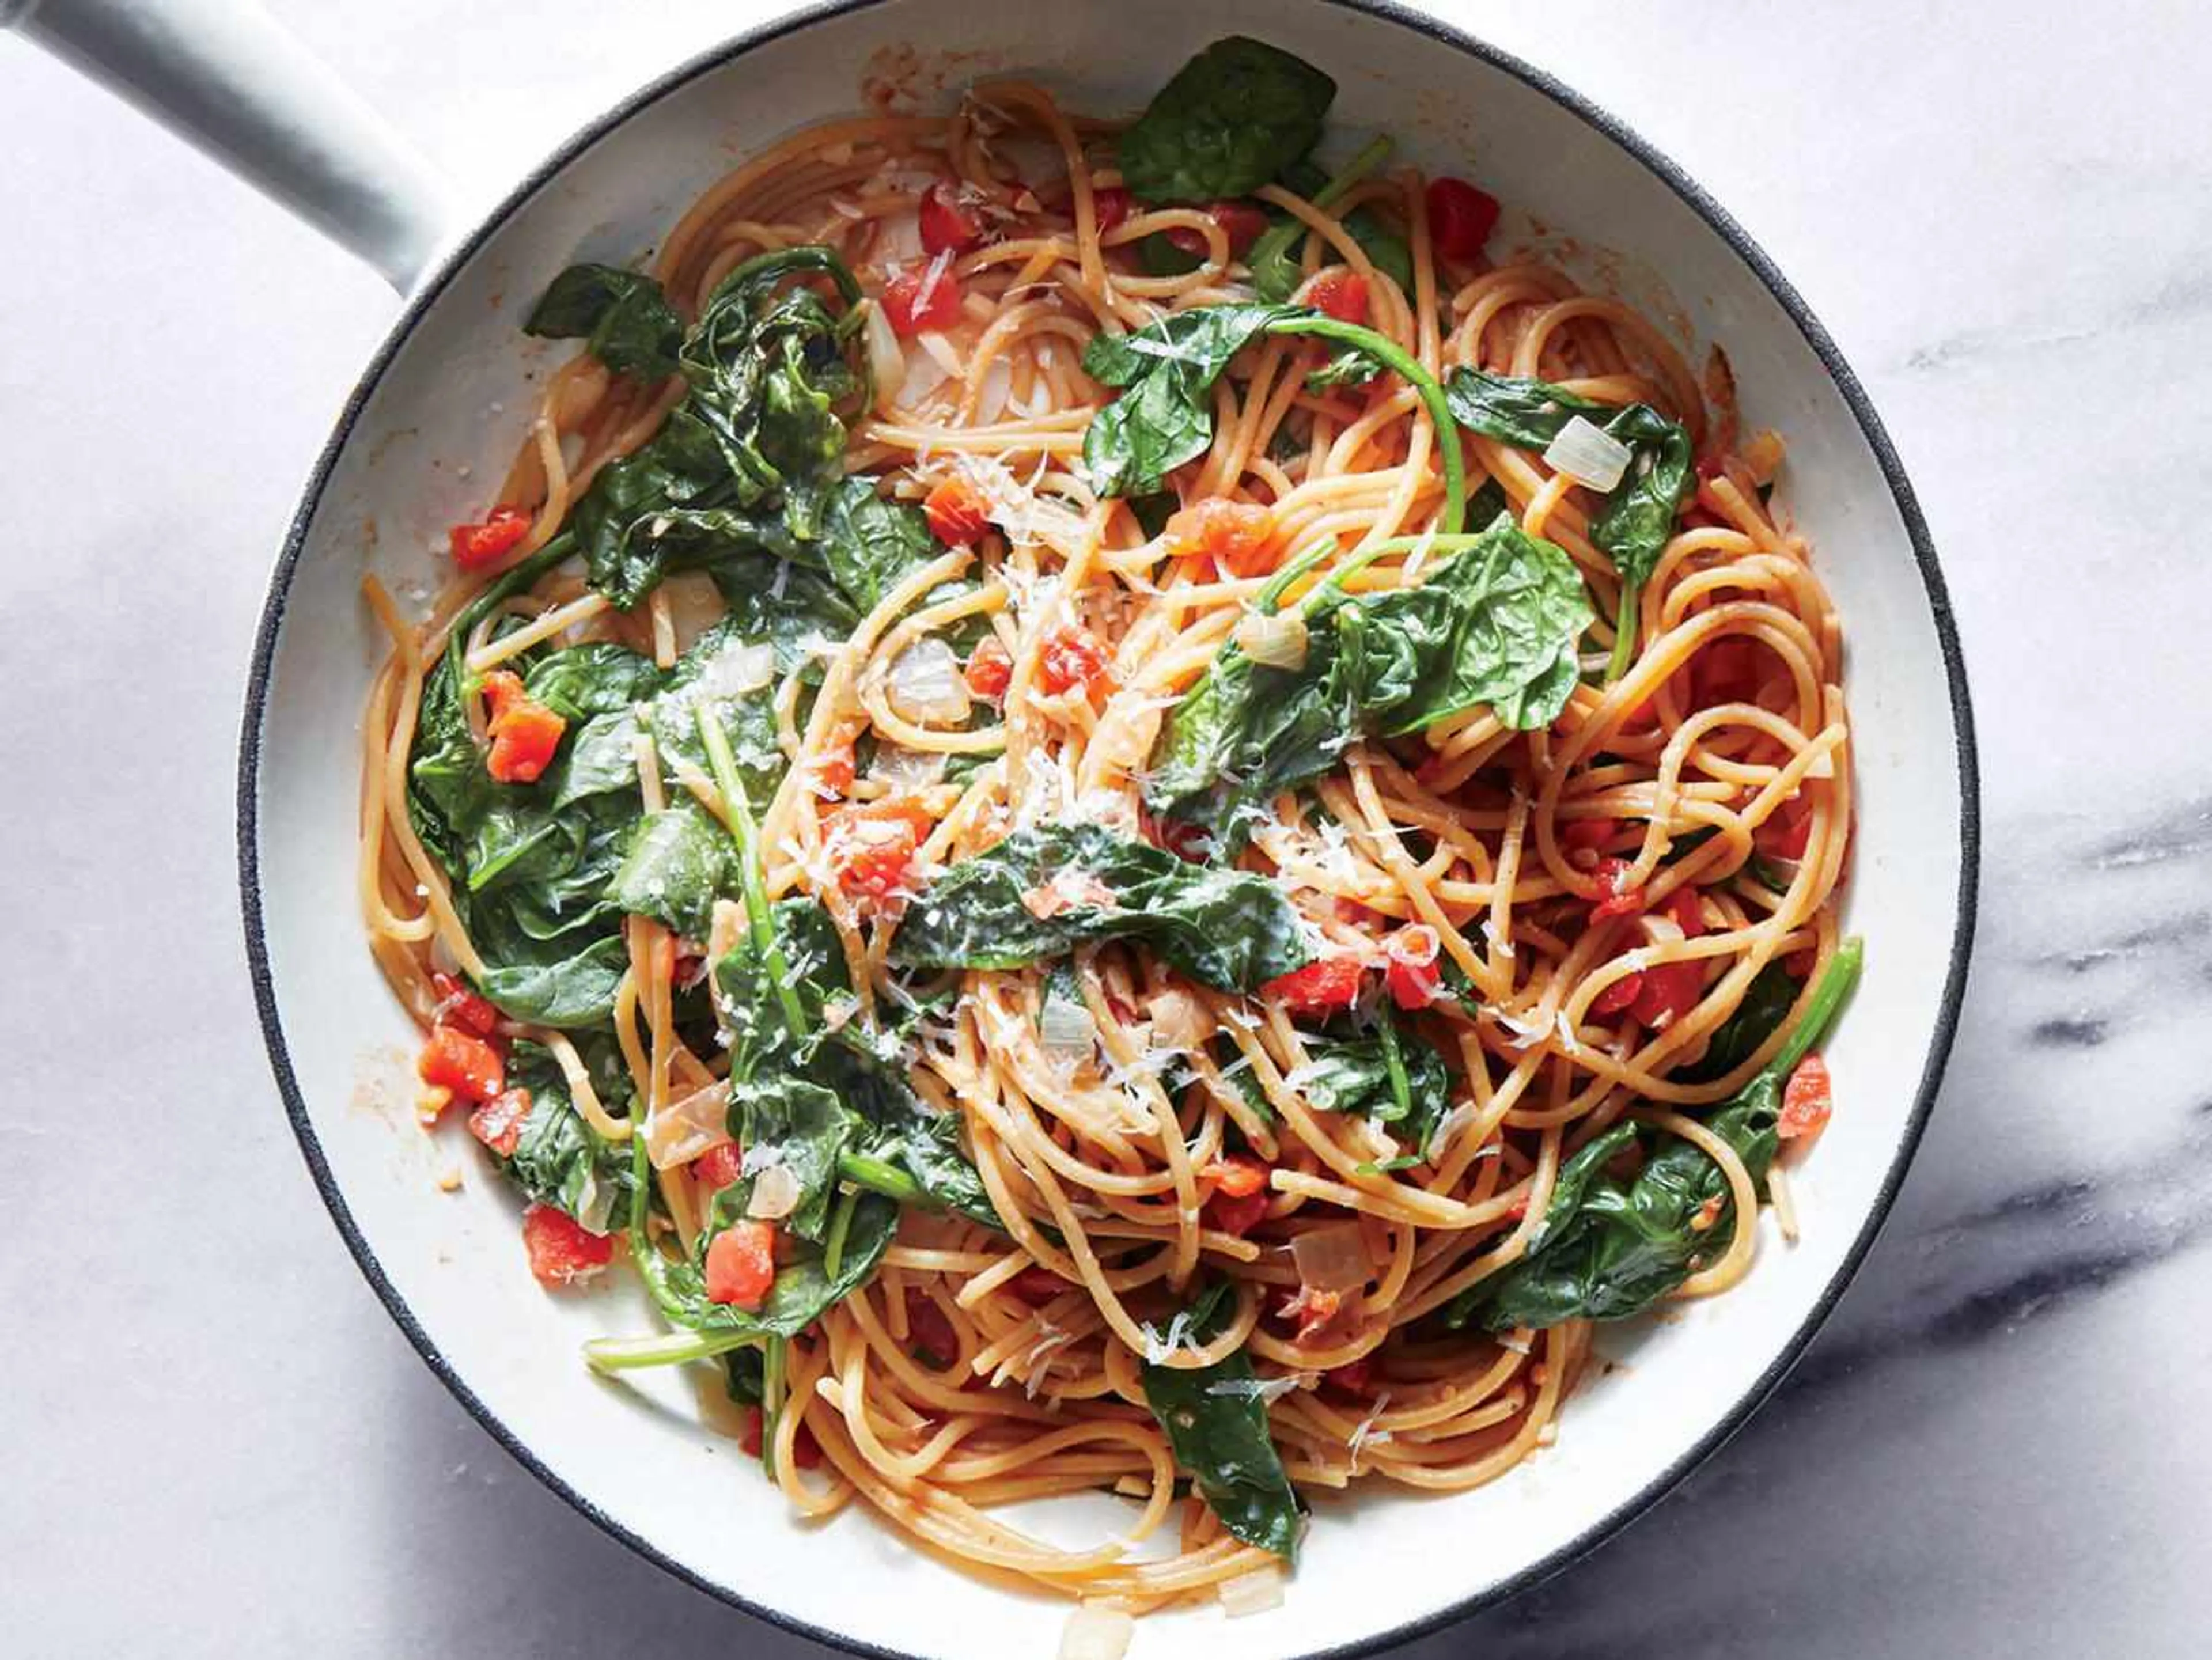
[810, 729, 858, 799]
[881, 264, 964, 336]
[468, 1087, 532, 1157]
[1166, 199, 1270, 260]
[1425, 177, 1501, 262]
[521, 1204, 614, 1287]
[1091, 187, 1131, 233]
[1324, 1356, 1376, 1397]
[919, 181, 986, 256]
[1010, 1265, 1067, 1303]
[430, 971, 500, 1039]
[738, 1406, 823, 1468]
[1207, 1154, 1270, 1199]
[1205, 1184, 1271, 1238]
[1785, 946, 1819, 979]
[1037, 621, 1111, 696]
[1261, 956, 1367, 1017]
[1139, 808, 1211, 863]
[1382, 924, 1442, 1011]
[704, 1219, 779, 1309]
[1694, 638, 1764, 708]
[904, 1289, 960, 1367]
[1280, 1284, 1344, 1347]
[824, 797, 935, 899]
[1630, 959, 1705, 1029]
[1589, 857, 1646, 922]
[1757, 801, 1813, 861]
[480, 669, 566, 785]
[692, 1141, 745, 1192]
[1165, 498, 1276, 578]
[964, 635, 1013, 700]
[1592, 972, 1644, 1017]
[1561, 818, 1618, 856]
[1306, 271, 1369, 324]
[923, 474, 991, 546]
[1779, 1052, 1833, 1140]
[418, 1024, 504, 1105]
[448, 505, 533, 569]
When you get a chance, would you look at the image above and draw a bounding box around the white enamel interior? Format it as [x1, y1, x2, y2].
[247, 3, 1969, 1657]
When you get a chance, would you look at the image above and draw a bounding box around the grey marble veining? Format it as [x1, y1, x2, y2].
[5, 2, 2209, 1657]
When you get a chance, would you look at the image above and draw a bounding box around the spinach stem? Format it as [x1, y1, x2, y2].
[1264, 316, 1466, 536]
[694, 706, 811, 1039]
[1242, 135, 1395, 282]
[584, 1327, 764, 1373]
[1253, 540, 1339, 612]
[446, 531, 576, 688]
[823, 1187, 860, 1280]
[759, 1336, 787, 1473]
[1768, 936, 1863, 1078]
[835, 1151, 927, 1207]
[1605, 579, 1640, 684]
[1374, 1014, 1414, 1127]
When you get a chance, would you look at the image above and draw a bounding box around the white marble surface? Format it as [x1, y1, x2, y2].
[3, 2, 2206, 1654]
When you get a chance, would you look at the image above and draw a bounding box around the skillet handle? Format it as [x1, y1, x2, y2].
[5, 0, 451, 291]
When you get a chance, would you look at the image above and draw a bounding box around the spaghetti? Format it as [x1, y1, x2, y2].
[359, 37, 1858, 1620]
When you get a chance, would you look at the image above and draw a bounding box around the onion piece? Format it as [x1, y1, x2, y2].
[1234, 608, 1309, 670]
[745, 1159, 802, 1221]
[694, 638, 775, 699]
[1059, 1603, 1134, 1660]
[1145, 986, 1213, 1051]
[1291, 1221, 1370, 1292]
[643, 1080, 730, 1170]
[1039, 990, 1097, 1058]
[1543, 415, 1633, 492]
[870, 742, 948, 790]
[1218, 1564, 1287, 1618]
[887, 638, 972, 726]
[861, 298, 903, 412]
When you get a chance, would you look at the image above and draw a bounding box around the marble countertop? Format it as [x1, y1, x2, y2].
[5, 2, 2205, 1655]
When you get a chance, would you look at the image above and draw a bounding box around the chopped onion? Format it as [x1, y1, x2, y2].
[1234, 608, 1309, 670]
[1145, 986, 1213, 1051]
[643, 1081, 730, 1170]
[1291, 1221, 1370, 1292]
[745, 1159, 802, 1221]
[695, 638, 775, 699]
[861, 299, 904, 412]
[1039, 991, 1097, 1058]
[1218, 1564, 1287, 1618]
[887, 638, 971, 726]
[1059, 1602, 1134, 1660]
[870, 742, 948, 790]
[707, 899, 746, 965]
[1543, 414, 1633, 492]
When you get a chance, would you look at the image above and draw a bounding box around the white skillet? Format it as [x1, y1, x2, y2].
[8, 2, 1976, 1655]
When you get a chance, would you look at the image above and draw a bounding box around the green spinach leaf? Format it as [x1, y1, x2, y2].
[1139, 1283, 1304, 1560]
[1118, 38, 1335, 204]
[1449, 939, 1861, 1331]
[524, 263, 685, 382]
[1146, 514, 1593, 847]
[888, 823, 1312, 992]
[1444, 367, 1692, 679]
[490, 1040, 636, 1233]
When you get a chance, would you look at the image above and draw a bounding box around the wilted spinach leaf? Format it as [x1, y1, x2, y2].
[1139, 1283, 1304, 1560]
[1674, 958, 1802, 1085]
[490, 1039, 636, 1234]
[1293, 1019, 1453, 1157]
[1444, 367, 1692, 679]
[524, 263, 685, 381]
[889, 822, 1312, 992]
[1146, 513, 1593, 847]
[1449, 939, 1862, 1331]
[1118, 37, 1335, 205]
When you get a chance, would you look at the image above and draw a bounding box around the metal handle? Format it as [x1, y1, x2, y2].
[5, 0, 453, 291]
